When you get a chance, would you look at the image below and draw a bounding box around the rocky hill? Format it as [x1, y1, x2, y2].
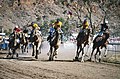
[0, 0, 120, 36]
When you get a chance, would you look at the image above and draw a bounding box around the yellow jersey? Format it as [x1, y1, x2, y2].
[83, 21, 89, 29]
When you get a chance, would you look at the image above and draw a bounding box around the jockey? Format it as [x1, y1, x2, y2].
[81, 19, 89, 32]
[9, 25, 21, 44]
[53, 19, 63, 43]
[10, 25, 21, 37]
[93, 20, 109, 43]
[47, 19, 63, 43]
[32, 23, 40, 31]
[98, 20, 109, 36]
[13, 25, 21, 34]
[76, 19, 89, 39]
[30, 22, 41, 42]
[53, 19, 62, 31]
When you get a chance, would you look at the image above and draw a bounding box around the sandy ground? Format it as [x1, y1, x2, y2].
[0, 41, 120, 79]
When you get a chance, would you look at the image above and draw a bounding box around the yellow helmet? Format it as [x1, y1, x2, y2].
[85, 21, 89, 26]
[33, 23, 38, 28]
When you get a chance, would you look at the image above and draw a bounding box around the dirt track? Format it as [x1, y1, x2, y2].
[0, 41, 120, 79]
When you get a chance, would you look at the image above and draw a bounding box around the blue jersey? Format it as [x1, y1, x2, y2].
[49, 27, 55, 36]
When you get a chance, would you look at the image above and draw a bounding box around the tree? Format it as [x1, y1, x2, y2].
[71, 1, 83, 24]
[98, 0, 120, 36]
[18, 0, 21, 6]
[82, 0, 95, 34]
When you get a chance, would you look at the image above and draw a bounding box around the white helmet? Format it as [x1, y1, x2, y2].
[105, 20, 108, 24]
[15, 25, 18, 28]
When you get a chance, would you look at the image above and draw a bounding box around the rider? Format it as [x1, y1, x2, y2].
[30, 22, 41, 42]
[98, 20, 109, 36]
[76, 19, 89, 39]
[81, 19, 89, 32]
[53, 19, 62, 31]
[9, 25, 21, 46]
[93, 20, 109, 43]
[47, 19, 63, 43]
[13, 25, 21, 33]
[54, 19, 63, 43]
[10, 25, 21, 37]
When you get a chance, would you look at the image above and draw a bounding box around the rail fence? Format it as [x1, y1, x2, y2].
[107, 43, 120, 63]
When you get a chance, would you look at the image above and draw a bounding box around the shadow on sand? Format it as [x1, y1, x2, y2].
[41, 59, 77, 62]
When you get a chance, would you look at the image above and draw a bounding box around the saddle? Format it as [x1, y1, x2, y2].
[94, 36, 103, 43]
[76, 29, 89, 40]
[93, 33, 106, 43]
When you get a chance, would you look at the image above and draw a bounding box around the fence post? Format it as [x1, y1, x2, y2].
[115, 45, 117, 60]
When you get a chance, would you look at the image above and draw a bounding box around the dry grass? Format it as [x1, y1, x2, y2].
[103, 53, 120, 64]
